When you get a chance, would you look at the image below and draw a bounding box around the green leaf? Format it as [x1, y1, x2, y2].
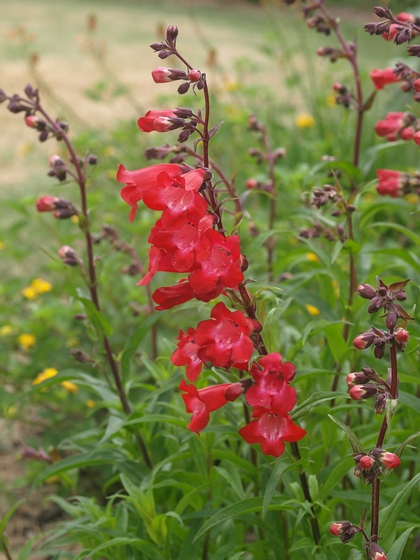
[361, 139, 407, 177]
[366, 221, 420, 246]
[214, 462, 246, 501]
[379, 472, 420, 550]
[287, 320, 348, 362]
[293, 392, 347, 420]
[306, 159, 362, 184]
[100, 414, 125, 444]
[193, 496, 292, 542]
[77, 296, 113, 338]
[0, 499, 25, 538]
[262, 460, 294, 519]
[320, 457, 354, 501]
[399, 391, 420, 415]
[386, 527, 416, 560]
[328, 414, 365, 454]
[263, 307, 282, 353]
[121, 312, 165, 375]
[394, 431, 420, 457]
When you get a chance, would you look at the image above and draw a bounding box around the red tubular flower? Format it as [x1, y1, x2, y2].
[117, 163, 186, 222]
[246, 353, 297, 412]
[376, 169, 404, 197]
[239, 405, 306, 458]
[152, 67, 188, 83]
[138, 109, 178, 132]
[171, 328, 203, 382]
[179, 379, 231, 433]
[142, 168, 209, 222]
[152, 279, 195, 310]
[370, 68, 401, 90]
[374, 112, 414, 141]
[413, 131, 420, 146]
[193, 302, 256, 370]
[376, 450, 401, 469]
[188, 231, 244, 301]
[36, 195, 59, 212]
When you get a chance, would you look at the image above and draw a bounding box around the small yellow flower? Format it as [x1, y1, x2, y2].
[86, 399, 96, 408]
[103, 145, 115, 156]
[61, 380, 78, 393]
[295, 114, 315, 129]
[306, 252, 319, 263]
[22, 286, 38, 300]
[224, 80, 239, 92]
[33, 367, 58, 385]
[71, 215, 79, 224]
[31, 278, 52, 294]
[65, 337, 79, 348]
[0, 241, 5, 250]
[305, 304, 320, 316]
[332, 280, 340, 297]
[19, 333, 36, 351]
[0, 325, 14, 336]
[404, 193, 418, 205]
[326, 95, 337, 107]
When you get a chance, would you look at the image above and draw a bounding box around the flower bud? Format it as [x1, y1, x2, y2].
[188, 69, 201, 83]
[36, 195, 59, 212]
[349, 384, 378, 400]
[58, 245, 79, 267]
[357, 283, 376, 299]
[394, 328, 409, 344]
[152, 67, 188, 83]
[374, 392, 387, 414]
[368, 542, 387, 560]
[374, 450, 401, 469]
[346, 372, 369, 387]
[353, 331, 375, 349]
[359, 454, 375, 470]
[329, 520, 352, 536]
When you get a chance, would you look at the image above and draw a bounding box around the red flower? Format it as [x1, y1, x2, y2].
[142, 168, 208, 222]
[152, 67, 188, 83]
[193, 302, 256, 370]
[188, 231, 244, 301]
[239, 405, 306, 458]
[246, 353, 297, 412]
[138, 109, 178, 132]
[376, 169, 404, 197]
[152, 279, 195, 310]
[36, 195, 59, 212]
[117, 163, 186, 222]
[148, 213, 214, 273]
[179, 379, 231, 433]
[171, 328, 203, 382]
[374, 112, 415, 142]
[370, 68, 400, 90]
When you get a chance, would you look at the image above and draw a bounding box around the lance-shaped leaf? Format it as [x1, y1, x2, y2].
[328, 414, 366, 454]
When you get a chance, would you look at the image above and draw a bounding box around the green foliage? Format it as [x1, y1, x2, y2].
[1, 1, 420, 559]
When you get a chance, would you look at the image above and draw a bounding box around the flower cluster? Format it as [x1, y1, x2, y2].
[117, 25, 306, 457]
[353, 448, 400, 484]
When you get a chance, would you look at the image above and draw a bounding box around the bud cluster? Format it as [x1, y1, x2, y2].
[365, 7, 420, 47]
[329, 520, 360, 543]
[36, 195, 77, 220]
[353, 448, 401, 484]
[357, 277, 413, 324]
[347, 365, 392, 413]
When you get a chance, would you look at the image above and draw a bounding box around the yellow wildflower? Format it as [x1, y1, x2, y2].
[19, 333, 36, 351]
[295, 114, 315, 129]
[306, 252, 319, 263]
[33, 367, 58, 385]
[0, 241, 5, 250]
[0, 325, 14, 336]
[22, 286, 38, 300]
[86, 399, 96, 408]
[305, 304, 320, 316]
[31, 278, 52, 294]
[61, 380, 78, 393]
[326, 95, 336, 107]
[103, 145, 115, 157]
[404, 193, 418, 205]
[71, 215, 79, 224]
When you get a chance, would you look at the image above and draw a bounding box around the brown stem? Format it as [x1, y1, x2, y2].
[290, 442, 321, 544]
[3, 543, 13, 560]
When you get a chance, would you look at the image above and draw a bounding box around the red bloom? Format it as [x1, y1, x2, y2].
[36, 195, 59, 212]
[376, 169, 404, 197]
[374, 112, 413, 141]
[246, 353, 297, 412]
[138, 110, 178, 132]
[142, 168, 208, 222]
[239, 405, 306, 458]
[152, 67, 188, 83]
[117, 163, 186, 222]
[193, 302, 256, 370]
[171, 328, 203, 382]
[152, 279, 195, 310]
[188, 231, 244, 301]
[148, 213, 214, 273]
[370, 68, 400, 90]
[179, 379, 231, 433]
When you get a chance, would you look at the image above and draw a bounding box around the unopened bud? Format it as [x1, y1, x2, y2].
[386, 311, 398, 330]
[359, 455, 375, 470]
[357, 283, 376, 299]
[58, 245, 79, 266]
[395, 328, 409, 343]
[349, 384, 378, 400]
[188, 69, 201, 83]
